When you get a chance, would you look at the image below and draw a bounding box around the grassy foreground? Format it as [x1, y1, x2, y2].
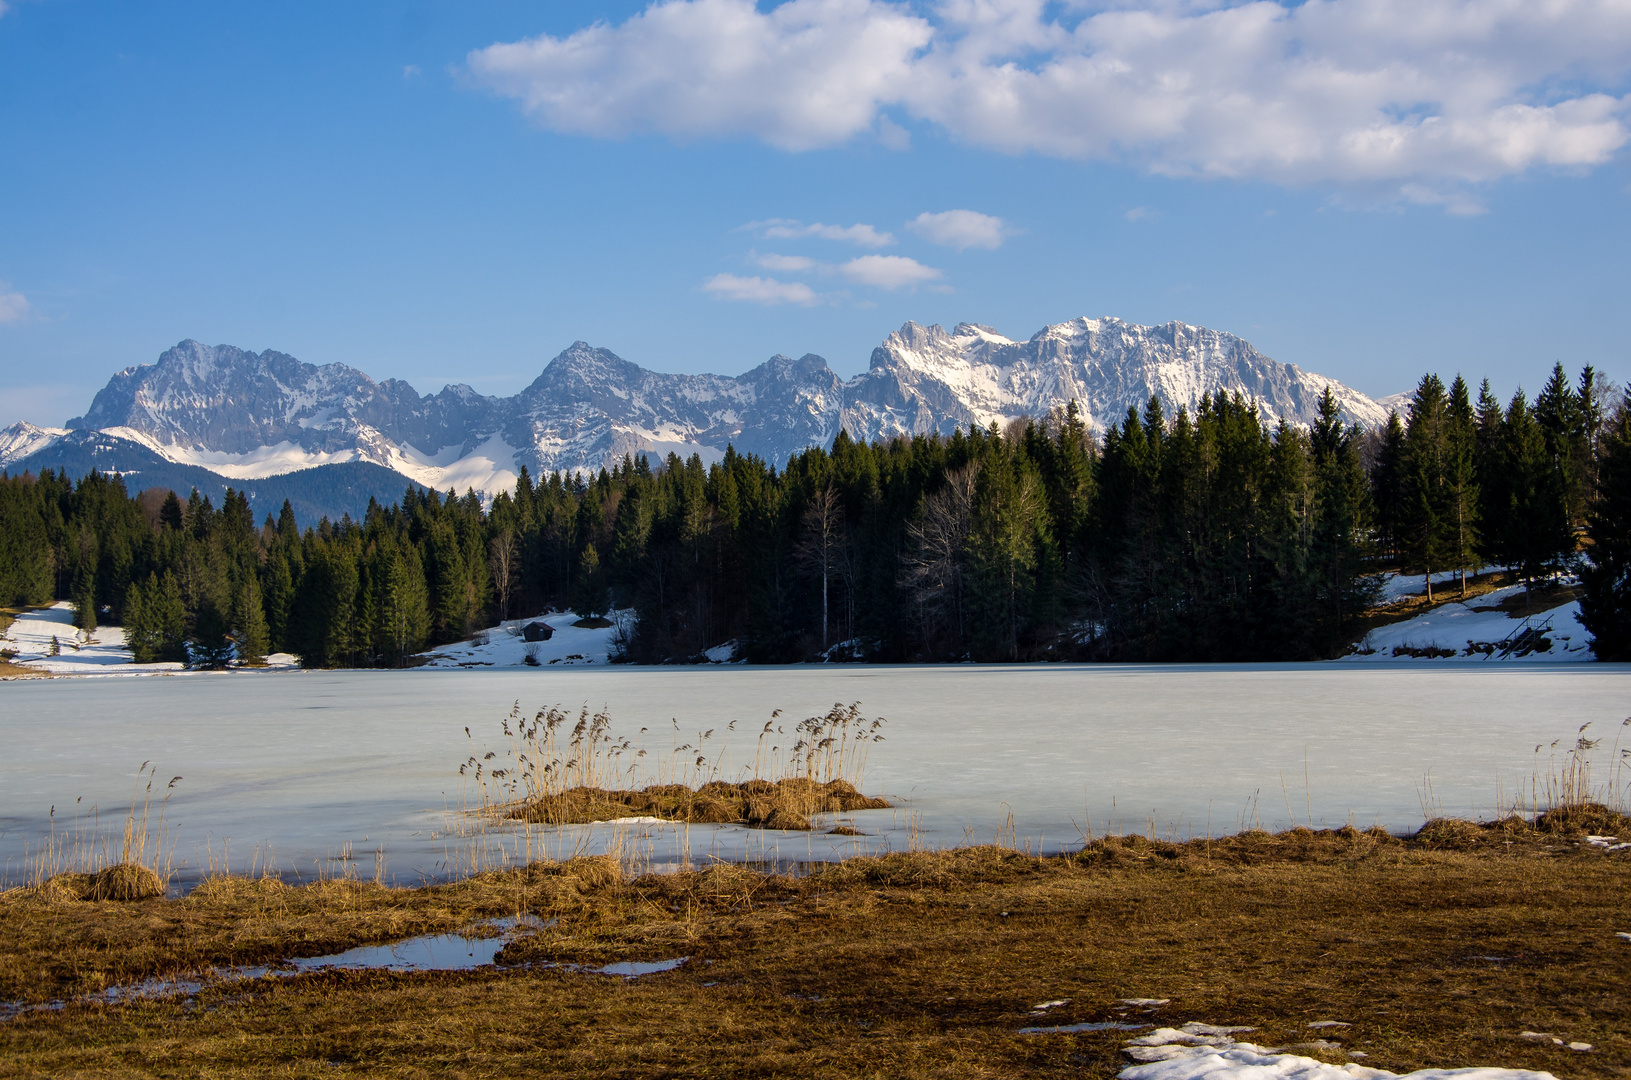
[2, 819, 1628, 1079]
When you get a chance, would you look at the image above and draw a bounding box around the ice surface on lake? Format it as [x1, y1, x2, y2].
[2, 664, 1627, 888]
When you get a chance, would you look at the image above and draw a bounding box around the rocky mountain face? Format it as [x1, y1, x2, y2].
[6, 318, 1387, 508]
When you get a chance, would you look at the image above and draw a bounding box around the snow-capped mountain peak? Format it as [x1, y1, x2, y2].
[7, 318, 1387, 508]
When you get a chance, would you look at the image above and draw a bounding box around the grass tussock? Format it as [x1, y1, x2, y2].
[508, 776, 890, 830]
[1, 823, 1627, 1079]
[466, 702, 891, 832]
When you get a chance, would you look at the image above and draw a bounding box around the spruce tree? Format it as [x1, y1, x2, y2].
[1498, 391, 1572, 589]
[1371, 411, 1407, 561]
[1580, 393, 1631, 660]
[572, 542, 606, 621]
[1401, 375, 1450, 600]
[1310, 388, 1376, 650]
[1535, 362, 1588, 529]
[380, 547, 430, 665]
[1473, 379, 1507, 565]
[73, 570, 97, 634]
[122, 574, 158, 663]
[233, 571, 269, 665]
[159, 490, 184, 532]
[262, 552, 294, 651]
[1444, 376, 1480, 595]
[153, 571, 188, 663]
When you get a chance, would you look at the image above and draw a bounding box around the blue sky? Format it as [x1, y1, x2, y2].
[2, 0, 1630, 429]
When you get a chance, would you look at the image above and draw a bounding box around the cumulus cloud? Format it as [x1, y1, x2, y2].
[840, 254, 941, 288]
[907, 209, 1010, 249]
[0, 287, 32, 325]
[468, 0, 1631, 202]
[468, 0, 932, 151]
[703, 273, 821, 304]
[744, 217, 895, 247]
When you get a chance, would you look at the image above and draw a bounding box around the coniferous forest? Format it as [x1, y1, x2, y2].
[3, 365, 1627, 666]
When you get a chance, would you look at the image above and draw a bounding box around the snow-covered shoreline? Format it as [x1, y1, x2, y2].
[3, 569, 1602, 680]
[0, 602, 298, 678]
[1345, 577, 1590, 664]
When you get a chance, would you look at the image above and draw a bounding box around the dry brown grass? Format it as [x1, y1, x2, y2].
[2, 819, 1626, 1079]
[510, 777, 891, 831]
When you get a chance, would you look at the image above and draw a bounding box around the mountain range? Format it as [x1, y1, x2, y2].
[1, 316, 1390, 523]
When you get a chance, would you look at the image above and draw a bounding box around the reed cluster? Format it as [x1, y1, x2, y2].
[14, 763, 178, 901]
[458, 702, 889, 834]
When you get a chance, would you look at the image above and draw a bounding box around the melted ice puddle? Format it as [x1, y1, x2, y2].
[1, 916, 685, 1020]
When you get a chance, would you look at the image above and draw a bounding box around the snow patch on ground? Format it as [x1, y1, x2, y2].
[703, 641, 739, 663]
[1376, 570, 1478, 605]
[1, 602, 297, 676]
[415, 612, 626, 668]
[1119, 1023, 1561, 1080]
[1344, 586, 1591, 662]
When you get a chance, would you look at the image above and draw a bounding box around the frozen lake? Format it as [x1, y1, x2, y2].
[3, 664, 1628, 889]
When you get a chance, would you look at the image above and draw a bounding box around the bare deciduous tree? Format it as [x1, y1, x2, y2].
[488, 529, 519, 623]
[901, 463, 979, 650]
[796, 483, 845, 650]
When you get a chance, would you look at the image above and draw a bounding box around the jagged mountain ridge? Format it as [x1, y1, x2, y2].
[8, 317, 1387, 507]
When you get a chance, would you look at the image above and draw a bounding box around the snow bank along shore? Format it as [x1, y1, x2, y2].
[1111, 1021, 1564, 1080]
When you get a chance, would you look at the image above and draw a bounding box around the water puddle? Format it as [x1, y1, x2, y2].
[284, 933, 507, 973]
[1019, 1021, 1151, 1035]
[593, 958, 689, 978]
[1, 914, 685, 1021]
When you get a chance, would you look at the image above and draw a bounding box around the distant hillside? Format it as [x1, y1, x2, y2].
[8, 430, 423, 526]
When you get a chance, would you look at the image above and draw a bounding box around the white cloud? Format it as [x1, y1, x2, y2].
[745, 217, 896, 246]
[753, 252, 819, 272]
[907, 208, 1010, 249]
[468, 0, 1631, 204]
[1124, 206, 1155, 223]
[877, 114, 911, 150]
[703, 273, 821, 304]
[841, 254, 941, 288]
[0, 287, 32, 325]
[467, 0, 932, 152]
[403, 64, 421, 79]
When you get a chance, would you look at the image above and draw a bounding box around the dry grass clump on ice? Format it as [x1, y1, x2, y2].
[464, 702, 890, 832]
